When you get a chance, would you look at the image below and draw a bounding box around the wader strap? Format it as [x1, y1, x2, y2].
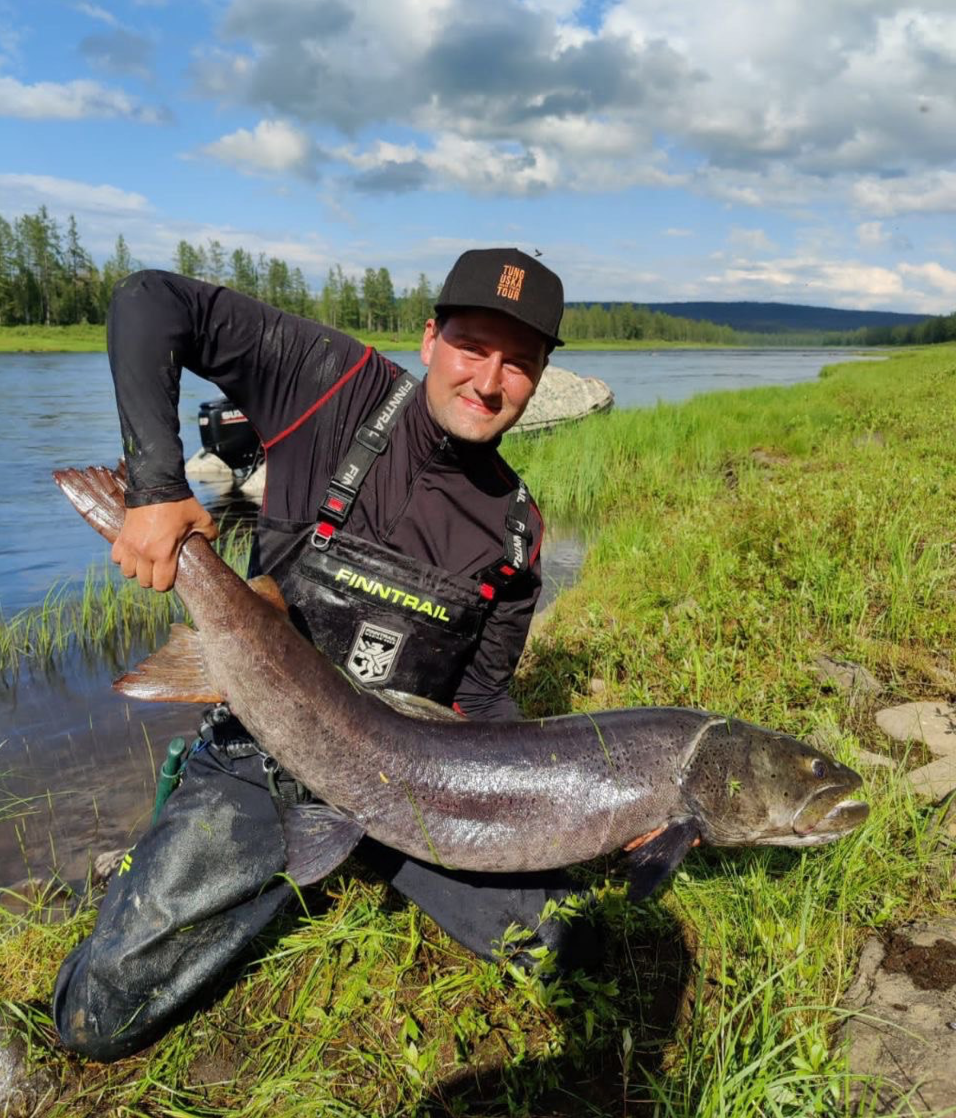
[312, 371, 420, 549]
[475, 481, 534, 598]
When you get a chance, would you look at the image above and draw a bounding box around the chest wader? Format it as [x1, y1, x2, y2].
[281, 371, 535, 705]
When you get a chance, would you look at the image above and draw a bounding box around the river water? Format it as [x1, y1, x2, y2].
[0, 346, 877, 890]
[0, 348, 877, 617]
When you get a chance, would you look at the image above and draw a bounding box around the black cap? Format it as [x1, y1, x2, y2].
[435, 247, 565, 348]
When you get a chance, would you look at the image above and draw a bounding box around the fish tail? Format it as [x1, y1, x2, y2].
[53, 463, 128, 545]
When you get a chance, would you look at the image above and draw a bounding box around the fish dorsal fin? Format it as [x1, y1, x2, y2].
[247, 574, 288, 613]
[377, 689, 466, 722]
[113, 623, 224, 703]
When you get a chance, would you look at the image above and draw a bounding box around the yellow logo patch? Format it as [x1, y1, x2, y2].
[334, 567, 451, 622]
[496, 264, 525, 301]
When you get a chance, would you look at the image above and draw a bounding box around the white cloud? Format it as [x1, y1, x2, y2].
[852, 171, 956, 217]
[856, 221, 888, 249]
[0, 75, 167, 122]
[75, 3, 119, 26]
[696, 251, 956, 311]
[181, 0, 956, 211]
[663, 228, 692, 237]
[0, 173, 151, 216]
[898, 262, 956, 299]
[197, 119, 319, 178]
[728, 227, 775, 252]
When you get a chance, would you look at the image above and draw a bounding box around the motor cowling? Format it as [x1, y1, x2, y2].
[198, 398, 262, 476]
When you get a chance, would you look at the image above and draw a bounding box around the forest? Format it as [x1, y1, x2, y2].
[2, 207, 953, 346]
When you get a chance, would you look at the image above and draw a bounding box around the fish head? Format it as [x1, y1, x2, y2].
[682, 718, 869, 847]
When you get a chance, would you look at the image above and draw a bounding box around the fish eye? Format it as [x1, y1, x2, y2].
[811, 759, 827, 779]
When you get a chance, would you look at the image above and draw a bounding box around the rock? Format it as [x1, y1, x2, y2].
[93, 848, 128, 883]
[0, 1025, 57, 1117]
[855, 749, 897, 770]
[184, 448, 233, 481]
[842, 919, 956, 1115]
[589, 678, 606, 697]
[510, 365, 613, 434]
[904, 756, 956, 801]
[813, 655, 880, 695]
[876, 702, 956, 756]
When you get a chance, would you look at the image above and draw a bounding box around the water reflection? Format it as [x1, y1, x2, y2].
[0, 646, 199, 891]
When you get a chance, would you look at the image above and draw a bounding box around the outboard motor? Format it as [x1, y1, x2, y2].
[198, 397, 263, 481]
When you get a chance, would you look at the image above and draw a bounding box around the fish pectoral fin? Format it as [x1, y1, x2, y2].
[112, 623, 224, 703]
[623, 818, 700, 904]
[247, 574, 288, 613]
[282, 804, 365, 887]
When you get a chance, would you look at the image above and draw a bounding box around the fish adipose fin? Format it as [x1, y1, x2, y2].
[282, 803, 365, 886]
[623, 818, 700, 904]
[113, 623, 224, 703]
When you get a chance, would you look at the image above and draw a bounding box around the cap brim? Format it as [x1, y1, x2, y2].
[433, 301, 564, 347]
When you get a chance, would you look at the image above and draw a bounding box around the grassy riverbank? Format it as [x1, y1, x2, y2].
[0, 323, 872, 354]
[2, 346, 954, 1114]
[0, 324, 108, 352]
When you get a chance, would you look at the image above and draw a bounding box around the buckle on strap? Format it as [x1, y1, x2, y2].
[505, 513, 531, 538]
[319, 480, 356, 526]
[311, 521, 336, 550]
[355, 425, 388, 455]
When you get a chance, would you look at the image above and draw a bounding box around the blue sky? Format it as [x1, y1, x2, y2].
[2, 0, 955, 311]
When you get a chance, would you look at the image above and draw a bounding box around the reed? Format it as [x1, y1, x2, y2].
[0, 524, 251, 673]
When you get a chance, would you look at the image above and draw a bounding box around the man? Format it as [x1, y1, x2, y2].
[54, 248, 594, 1062]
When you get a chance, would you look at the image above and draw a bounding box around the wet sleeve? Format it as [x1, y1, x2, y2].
[107, 270, 370, 507]
[452, 518, 543, 722]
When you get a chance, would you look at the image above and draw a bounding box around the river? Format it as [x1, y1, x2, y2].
[0, 347, 877, 616]
[0, 346, 879, 890]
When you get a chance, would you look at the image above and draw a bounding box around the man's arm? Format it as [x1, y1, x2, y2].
[107, 269, 370, 589]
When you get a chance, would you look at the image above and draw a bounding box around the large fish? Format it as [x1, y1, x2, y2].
[54, 465, 869, 895]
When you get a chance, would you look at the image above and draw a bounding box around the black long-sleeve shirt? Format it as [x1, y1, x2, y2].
[107, 270, 544, 719]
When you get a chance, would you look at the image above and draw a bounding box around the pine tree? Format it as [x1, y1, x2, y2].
[206, 239, 226, 285]
[229, 248, 258, 297]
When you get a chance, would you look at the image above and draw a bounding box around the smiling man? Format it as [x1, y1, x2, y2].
[53, 248, 598, 1063]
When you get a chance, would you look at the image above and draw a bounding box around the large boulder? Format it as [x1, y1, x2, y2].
[511, 364, 614, 434]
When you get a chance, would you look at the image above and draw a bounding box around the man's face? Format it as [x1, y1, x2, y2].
[420, 308, 548, 443]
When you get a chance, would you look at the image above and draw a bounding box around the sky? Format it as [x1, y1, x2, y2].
[2, 0, 956, 312]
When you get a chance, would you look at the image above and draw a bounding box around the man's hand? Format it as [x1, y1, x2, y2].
[112, 497, 218, 592]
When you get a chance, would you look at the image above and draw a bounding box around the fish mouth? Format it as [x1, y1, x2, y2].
[791, 786, 869, 845]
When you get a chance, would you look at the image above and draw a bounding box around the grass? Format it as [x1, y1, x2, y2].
[0, 324, 108, 352]
[0, 324, 881, 354]
[2, 344, 956, 1114]
[0, 526, 251, 674]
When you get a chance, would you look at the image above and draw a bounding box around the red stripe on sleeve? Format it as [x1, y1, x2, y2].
[262, 346, 372, 451]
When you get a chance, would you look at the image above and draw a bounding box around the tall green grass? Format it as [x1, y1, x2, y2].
[0, 526, 251, 673]
[1, 345, 954, 1115]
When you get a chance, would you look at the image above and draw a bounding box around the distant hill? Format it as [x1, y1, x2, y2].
[568, 301, 931, 334]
